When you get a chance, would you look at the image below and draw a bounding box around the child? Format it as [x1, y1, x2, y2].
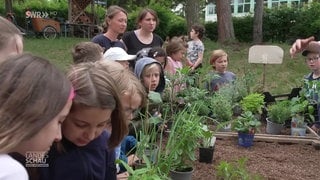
[0, 53, 73, 179]
[207, 49, 236, 92]
[136, 47, 168, 70]
[301, 42, 320, 133]
[71, 41, 104, 64]
[165, 40, 186, 75]
[40, 61, 126, 180]
[134, 57, 165, 94]
[148, 47, 168, 70]
[290, 36, 315, 58]
[100, 61, 147, 175]
[0, 16, 23, 62]
[103, 47, 136, 69]
[186, 24, 205, 72]
[132, 57, 166, 135]
[165, 40, 187, 93]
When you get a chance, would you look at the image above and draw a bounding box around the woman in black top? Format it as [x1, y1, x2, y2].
[122, 8, 163, 55]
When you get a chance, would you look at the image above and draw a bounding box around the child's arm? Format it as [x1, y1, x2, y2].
[191, 51, 204, 71]
[290, 36, 315, 58]
[186, 58, 193, 67]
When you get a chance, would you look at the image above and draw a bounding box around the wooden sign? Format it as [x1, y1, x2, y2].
[248, 45, 284, 64]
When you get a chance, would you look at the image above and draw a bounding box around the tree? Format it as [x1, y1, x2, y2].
[5, 0, 13, 14]
[216, 0, 235, 43]
[185, 0, 200, 33]
[253, 0, 264, 44]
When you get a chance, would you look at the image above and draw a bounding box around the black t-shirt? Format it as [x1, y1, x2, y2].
[122, 31, 163, 55]
[91, 34, 126, 52]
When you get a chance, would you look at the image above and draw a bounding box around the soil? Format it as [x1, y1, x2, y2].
[191, 122, 320, 180]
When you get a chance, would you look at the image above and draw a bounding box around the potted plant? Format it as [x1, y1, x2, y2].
[232, 111, 261, 147]
[199, 125, 216, 164]
[209, 93, 233, 131]
[131, 91, 164, 168]
[266, 100, 291, 134]
[117, 155, 167, 180]
[240, 93, 265, 117]
[160, 104, 205, 180]
[290, 96, 315, 136]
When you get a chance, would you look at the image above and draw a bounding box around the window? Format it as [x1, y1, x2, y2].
[208, 7, 214, 14]
[237, 0, 252, 13]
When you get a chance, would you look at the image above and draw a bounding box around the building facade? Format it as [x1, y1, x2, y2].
[205, 0, 312, 22]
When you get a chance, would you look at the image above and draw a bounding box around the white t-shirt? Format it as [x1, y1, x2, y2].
[0, 154, 28, 180]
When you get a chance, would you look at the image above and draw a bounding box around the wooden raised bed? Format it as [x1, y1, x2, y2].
[215, 126, 320, 149]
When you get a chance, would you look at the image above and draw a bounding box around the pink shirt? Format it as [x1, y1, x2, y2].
[167, 56, 183, 75]
[166, 56, 185, 92]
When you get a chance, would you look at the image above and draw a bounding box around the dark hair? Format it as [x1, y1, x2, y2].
[192, 24, 205, 39]
[0, 53, 72, 152]
[136, 8, 159, 28]
[148, 47, 167, 68]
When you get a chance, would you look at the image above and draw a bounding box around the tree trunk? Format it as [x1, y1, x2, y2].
[253, 0, 264, 44]
[216, 0, 235, 43]
[185, 0, 200, 34]
[5, 0, 13, 14]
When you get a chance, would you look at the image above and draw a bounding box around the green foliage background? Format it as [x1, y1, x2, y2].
[3, 1, 320, 42]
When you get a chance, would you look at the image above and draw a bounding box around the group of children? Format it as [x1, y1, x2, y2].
[0, 9, 238, 179]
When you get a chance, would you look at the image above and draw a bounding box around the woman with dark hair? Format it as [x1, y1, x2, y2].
[122, 8, 163, 55]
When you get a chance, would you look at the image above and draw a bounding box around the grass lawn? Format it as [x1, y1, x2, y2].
[24, 37, 309, 95]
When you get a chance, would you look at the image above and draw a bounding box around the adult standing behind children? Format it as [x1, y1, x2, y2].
[186, 24, 205, 72]
[122, 8, 163, 55]
[0, 16, 23, 62]
[0, 53, 73, 180]
[207, 49, 236, 92]
[91, 5, 127, 51]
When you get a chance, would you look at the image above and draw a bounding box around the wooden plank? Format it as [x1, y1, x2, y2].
[215, 132, 319, 145]
[306, 126, 320, 139]
[216, 132, 317, 140]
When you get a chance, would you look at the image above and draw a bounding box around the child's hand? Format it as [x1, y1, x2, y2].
[290, 36, 315, 58]
[186, 60, 193, 67]
[128, 154, 139, 166]
[117, 172, 129, 179]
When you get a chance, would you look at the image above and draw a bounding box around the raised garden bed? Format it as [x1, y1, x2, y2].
[191, 122, 320, 180]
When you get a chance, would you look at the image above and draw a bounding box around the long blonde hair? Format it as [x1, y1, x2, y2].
[105, 5, 127, 29]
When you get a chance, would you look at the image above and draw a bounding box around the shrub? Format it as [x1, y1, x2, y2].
[204, 21, 218, 41]
[240, 93, 265, 115]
